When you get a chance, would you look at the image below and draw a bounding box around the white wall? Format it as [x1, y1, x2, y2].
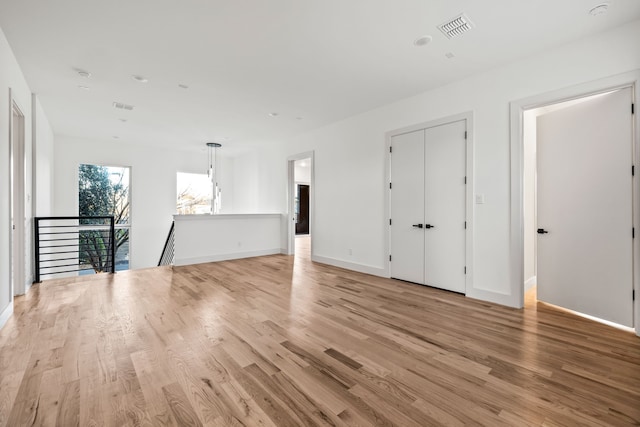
[33, 95, 55, 217]
[282, 20, 640, 307]
[232, 145, 286, 214]
[173, 214, 282, 266]
[295, 160, 311, 183]
[1, 30, 31, 313]
[53, 137, 234, 270]
[0, 27, 54, 326]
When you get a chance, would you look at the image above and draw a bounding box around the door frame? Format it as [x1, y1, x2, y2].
[9, 89, 26, 296]
[510, 70, 640, 335]
[287, 151, 315, 256]
[385, 111, 474, 293]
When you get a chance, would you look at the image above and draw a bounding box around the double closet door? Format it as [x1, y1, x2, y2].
[390, 119, 467, 293]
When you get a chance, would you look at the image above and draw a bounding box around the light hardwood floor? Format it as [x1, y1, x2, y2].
[1, 237, 639, 426]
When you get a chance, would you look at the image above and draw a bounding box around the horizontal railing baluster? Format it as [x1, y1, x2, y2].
[34, 216, 116, 283]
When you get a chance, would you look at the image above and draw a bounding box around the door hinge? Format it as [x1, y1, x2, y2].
[389, 218, 392, 226]
[633, 289, 636, 301]
[464, 221, 467, 229]
[633, 165, 635, 176]
[389, 146, 393, 153]
[632, 103, 635, 114]
[389, 182, 392, 189]
[633, 227, 635, 238]
[389, 255, 392, 262]
[464, 266, 467, 274]
[464, 131, 468, 139]
[464, 176, 467, 184]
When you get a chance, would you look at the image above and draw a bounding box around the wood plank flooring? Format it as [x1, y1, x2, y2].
[1, 236, 639, 426]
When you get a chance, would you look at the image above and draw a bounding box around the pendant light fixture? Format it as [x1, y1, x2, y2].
[206, 142, 222, 214]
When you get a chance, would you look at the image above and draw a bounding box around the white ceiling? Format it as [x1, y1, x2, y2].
[1, 0, 639, 154]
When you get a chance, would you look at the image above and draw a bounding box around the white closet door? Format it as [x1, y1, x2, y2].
[537, 88, 633, 327]
[390, 129, 425, 284]
[424, 120, 467, 293]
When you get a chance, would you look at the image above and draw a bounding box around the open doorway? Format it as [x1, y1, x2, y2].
[10, 97, 26, 297]
[522, 87, 636, 330]
[287, 152, 314, 259]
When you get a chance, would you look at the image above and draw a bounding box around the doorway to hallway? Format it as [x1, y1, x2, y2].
[287, 152, 314, 258]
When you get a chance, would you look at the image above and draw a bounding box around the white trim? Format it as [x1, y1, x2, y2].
[287, 151, 315, 256]
[311, 254, 387, 277]
[466, 288, 519, 307]
[525, 276, 537, 292]
[174, 248, 282, 266]
[0, 303, 13, 330]
[510, 69, 640, 334]
[9, 90, 26, 297]
[173, 213, 282, 221]
[385, 111, 474, 295]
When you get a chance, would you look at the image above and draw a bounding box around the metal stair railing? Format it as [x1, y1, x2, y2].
[158, 221, 175, 266]
[34, 216, 115, 283]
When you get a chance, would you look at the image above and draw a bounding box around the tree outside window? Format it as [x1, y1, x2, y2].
[78, 164, 130, 273]
[177, 172, 212, 214]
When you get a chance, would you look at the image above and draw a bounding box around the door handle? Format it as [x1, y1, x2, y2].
[537, 228, 549, 234]
[412, 224, 423, 228]
[425, 224, 435, 229]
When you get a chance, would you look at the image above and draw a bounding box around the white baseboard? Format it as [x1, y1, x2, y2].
[311, 255, 386, 277]
[525, 276, 537, 292]
[466, 287, 523, 309]
[0, 302, 13, 330]
[175, 248, 283, 266]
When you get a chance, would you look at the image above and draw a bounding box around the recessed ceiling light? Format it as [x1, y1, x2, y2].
[269, 112, 279, 117]
[119, 118, 128, 122]
[76, 69, 91, 78]
[414, 35, 433, 46]
[178, 84, 189, 89]
[78, 85, 90, 90]
[589, 3, 610, 15]
[296, 117, 303, 120]
[113, 136, 120, 139]
[445, 52, 456, 59]
[132, 75, 148, 83]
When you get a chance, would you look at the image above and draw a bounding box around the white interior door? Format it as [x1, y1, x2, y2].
[537, 88, 633, 327]
[390, 129, 424, 283]
[424, 121, 466, 293]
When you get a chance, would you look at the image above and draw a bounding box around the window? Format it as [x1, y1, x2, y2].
[177, 172, 214, 214]
[78, 164, 131, 273]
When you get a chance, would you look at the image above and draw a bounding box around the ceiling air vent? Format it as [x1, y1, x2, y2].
[112, 102, 134, 111]
[438, 13, 474, 39]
